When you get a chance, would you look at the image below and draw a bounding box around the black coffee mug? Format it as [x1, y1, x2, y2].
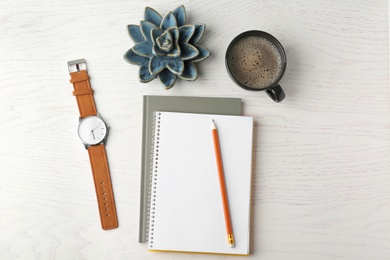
[225, 30, 287, 102]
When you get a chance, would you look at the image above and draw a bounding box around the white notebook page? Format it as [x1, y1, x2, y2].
[148, 112, 253, 255]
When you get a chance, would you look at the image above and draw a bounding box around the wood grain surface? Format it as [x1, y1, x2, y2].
[0, 0, 389, 259]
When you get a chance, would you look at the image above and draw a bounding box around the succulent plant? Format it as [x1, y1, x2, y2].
[124, 5, 210, 89]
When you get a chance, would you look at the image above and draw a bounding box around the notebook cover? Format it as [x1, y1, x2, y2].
[139, 96, 242, 243]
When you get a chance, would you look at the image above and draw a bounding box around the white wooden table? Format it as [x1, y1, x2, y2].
[0, 0, 389, 259]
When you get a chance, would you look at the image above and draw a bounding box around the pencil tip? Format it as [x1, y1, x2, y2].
[211, 119, 217, 130]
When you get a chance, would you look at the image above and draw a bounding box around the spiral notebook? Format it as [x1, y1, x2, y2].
[148, 111, 253, 255]
[139, 95, 242, 243]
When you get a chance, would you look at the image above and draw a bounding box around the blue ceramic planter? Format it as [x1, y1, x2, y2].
[124, 6, 210, 89]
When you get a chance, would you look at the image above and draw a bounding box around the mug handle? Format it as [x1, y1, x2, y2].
[266, 84, 285, 102]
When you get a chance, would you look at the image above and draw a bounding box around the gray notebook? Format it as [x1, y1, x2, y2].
[139, 95, 242, 243]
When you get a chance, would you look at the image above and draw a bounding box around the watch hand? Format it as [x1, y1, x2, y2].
[89, 130, 96, 139]
[92, 122, 102, 131]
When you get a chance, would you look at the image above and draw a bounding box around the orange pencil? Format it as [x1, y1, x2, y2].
[211, 119, 235, 247]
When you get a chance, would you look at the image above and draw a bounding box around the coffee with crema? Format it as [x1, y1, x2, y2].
[226, 36, 283, 89]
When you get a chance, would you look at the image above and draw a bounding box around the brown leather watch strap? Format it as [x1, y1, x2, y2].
[69, 70, 97, 118]
[88, 144, 118, 230]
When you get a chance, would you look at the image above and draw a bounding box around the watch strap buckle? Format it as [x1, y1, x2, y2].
[68, 59, 87, 74]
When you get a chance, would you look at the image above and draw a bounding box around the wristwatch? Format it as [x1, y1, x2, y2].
[67, 59, 118, 230]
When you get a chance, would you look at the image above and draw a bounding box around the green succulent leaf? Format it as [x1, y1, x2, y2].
[133, 41, 153, 57]
[178, 61, 198, 81]
[158, 69, 177, 89]
[124, 49, 148, 65]
[149, 56, 167, 74]
[139, 63, 156, 83]
[145, 7, 162, 27]
[168, 48, 181, 58]
[161, 12, 177, 30]
[151, 28, 163, 44]
[166, 58, 184, 75]
[128, 25, 144, 43]
[141, 21, 158, 43]
[192, 45, 210, 62]
[152, 45, 166, 57]
[180, 43, 199, 60]
[179, 25, 195, 44]
[166, 27, 180, 58]
[190, 24, 205, 45]
[172, 5, 186, 27]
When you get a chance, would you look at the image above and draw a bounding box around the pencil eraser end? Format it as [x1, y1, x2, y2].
[228, 234, 235, 247]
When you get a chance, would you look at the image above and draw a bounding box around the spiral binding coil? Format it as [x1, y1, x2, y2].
[146, 112, 161, 247]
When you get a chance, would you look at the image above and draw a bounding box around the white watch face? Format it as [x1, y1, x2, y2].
[77, 116, 107, 145]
